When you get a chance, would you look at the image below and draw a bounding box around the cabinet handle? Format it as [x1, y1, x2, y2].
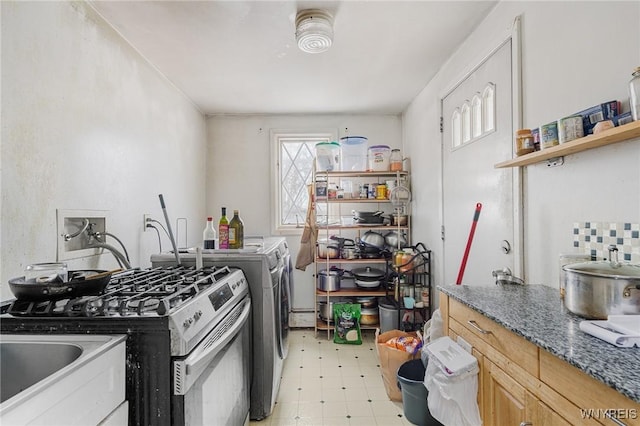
[519, 423, 532, 426]
[467, 320, 492, 334]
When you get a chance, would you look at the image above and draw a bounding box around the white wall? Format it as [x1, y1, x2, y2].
[207, 114, 402, 312]
[404, 1, 640, 297]
[1, 2, 207, 301]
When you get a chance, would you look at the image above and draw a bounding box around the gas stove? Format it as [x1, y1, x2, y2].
[1, 265, 252, 426]
[5, 266, 248, 356]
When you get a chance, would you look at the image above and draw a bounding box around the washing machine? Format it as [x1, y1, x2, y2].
[151, 237, 291, 420]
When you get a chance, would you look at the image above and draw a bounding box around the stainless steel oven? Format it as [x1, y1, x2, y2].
[173, 292, 251, 426]
[1, 266, 251, 426]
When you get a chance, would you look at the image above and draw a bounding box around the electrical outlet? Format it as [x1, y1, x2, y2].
[143, 214, 151, 232]
[57, 209, 109, 261]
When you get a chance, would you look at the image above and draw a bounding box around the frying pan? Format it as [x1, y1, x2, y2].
[8, 269, 114, 301]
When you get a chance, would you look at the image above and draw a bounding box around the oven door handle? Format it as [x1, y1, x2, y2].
[174, 298, 251, 395]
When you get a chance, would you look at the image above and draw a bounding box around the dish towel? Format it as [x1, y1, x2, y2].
[295, 184, 317, 271]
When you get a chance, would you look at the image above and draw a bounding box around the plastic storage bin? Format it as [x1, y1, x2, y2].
[397, 360, 443, 426]
[340, 136, 368, 171]
[379, 300, 399, 333]
[315, 142, 340, 171]
[368, 145, 391, 171]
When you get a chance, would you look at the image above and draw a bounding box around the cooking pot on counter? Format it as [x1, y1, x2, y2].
[563, 256, 640, 319]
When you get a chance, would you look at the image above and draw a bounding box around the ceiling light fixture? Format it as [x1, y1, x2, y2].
[295, 9, 333, 54]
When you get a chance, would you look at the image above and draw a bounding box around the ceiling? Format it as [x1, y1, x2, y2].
[90, 1, 497, 116]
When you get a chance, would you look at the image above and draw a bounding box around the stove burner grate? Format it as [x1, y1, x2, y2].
[6, 265, 234, 317]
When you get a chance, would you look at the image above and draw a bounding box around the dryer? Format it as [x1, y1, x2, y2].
[151, 237, 292, 420]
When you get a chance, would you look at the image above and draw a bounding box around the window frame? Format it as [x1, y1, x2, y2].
[270, 129, 337, 235]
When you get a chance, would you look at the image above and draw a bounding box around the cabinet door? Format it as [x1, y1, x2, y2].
[484, 358, 527, 426]
[528, 395, 572, 426]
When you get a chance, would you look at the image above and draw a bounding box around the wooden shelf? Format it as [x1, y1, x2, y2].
[315, 257, 388, 264]
[316, 319, 380, 331]
[494, 120, 640, 168]
[315, 224, 408, 231]
[316, 171, 409, 178]
[316, 197, 393, 203]
[316, 288, 387, 297]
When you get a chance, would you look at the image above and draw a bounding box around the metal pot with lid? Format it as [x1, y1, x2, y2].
[563, 246, 640, 319]
[352, 266, 386, 289]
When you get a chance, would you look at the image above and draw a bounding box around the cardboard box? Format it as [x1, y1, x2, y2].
[613, 111, 634, 127]
[574, 101, 620, 135]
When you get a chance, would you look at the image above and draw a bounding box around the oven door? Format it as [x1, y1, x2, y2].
[172, 297, 251, 426]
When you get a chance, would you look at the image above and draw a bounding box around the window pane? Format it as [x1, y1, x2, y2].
[472, 94, 482, 138]
[279, 138, 320, 226]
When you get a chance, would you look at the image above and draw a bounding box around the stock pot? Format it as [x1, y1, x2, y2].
[563, 260, 640, 319]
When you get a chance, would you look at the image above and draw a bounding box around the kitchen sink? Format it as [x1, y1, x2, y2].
[0, 334, 126, 425]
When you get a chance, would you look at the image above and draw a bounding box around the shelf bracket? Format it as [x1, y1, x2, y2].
[546, 156, 564, 167]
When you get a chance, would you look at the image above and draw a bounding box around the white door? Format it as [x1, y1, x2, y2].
[442, 40, 517, 286]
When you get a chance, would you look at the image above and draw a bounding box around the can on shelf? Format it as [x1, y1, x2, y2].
[558, 115, 584, 143]
[540, 121, 559, 149]
[376, 184, 386, 199]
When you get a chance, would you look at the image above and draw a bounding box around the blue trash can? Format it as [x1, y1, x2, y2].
[397, 359, 443, 426]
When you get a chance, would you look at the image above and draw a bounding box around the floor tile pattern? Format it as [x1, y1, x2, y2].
[250, 329, 411, 426]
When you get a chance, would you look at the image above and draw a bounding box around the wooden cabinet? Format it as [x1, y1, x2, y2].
[440, 291, 640, 426]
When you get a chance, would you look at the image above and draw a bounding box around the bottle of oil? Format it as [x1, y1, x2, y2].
[229, 210, 244, 249]
[202, 217, 217, 249]
[218, 207, 229, 249]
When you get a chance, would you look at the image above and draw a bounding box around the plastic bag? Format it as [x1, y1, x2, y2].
[423, 341, 482, 426]
[333, 303, 362, 345]
[384, 336, 423, 354]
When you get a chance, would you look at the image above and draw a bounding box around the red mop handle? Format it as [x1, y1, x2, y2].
[456, 202, 482, 285]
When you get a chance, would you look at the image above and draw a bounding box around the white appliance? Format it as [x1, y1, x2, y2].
[151, 236, 291, 420]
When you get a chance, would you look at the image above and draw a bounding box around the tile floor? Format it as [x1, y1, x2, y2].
[250, 328, 413, 426]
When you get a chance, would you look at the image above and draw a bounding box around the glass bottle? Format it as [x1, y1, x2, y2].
[203, 217, 217, 249]
[229, 210, 244, 249]
[218, 207, 229, 249]
[390, 149, 403, 171]
[630, 66, 640, 121]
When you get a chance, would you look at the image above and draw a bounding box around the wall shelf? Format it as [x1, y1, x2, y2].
[494, 120, 640, 168]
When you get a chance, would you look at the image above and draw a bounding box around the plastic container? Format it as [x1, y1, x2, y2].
[340, 136, 368, 171]
[390, 149, 403, 171]
[315, 142, 340, 171]
[368, 145, 391, 171]
[378, 300, 399, 333]
[397, 360, 442, 426]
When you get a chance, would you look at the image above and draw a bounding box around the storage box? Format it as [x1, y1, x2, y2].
[573, 100, 620, 135]
[613, 111, 634, 127]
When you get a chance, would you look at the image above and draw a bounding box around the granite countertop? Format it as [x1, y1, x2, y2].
[438, 284, 640, 404]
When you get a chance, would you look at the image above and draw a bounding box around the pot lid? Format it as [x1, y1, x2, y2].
[352, 266, 385, 278]
[563, 261, 640, 279]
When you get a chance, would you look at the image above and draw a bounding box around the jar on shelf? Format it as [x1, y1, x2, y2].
[515, 129, 534, 156]
[630, 66, 640, 121]
[390, 149, 403, 171]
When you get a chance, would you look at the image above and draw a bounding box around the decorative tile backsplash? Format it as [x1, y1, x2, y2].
[573, 222, 640, 263]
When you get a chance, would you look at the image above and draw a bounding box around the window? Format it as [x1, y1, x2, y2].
[272, 130, 335, 232]
[449, 82, 497, 149]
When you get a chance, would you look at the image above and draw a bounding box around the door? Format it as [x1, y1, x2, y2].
[442, 40, 517, 286]
[484, 358, 527, 426]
